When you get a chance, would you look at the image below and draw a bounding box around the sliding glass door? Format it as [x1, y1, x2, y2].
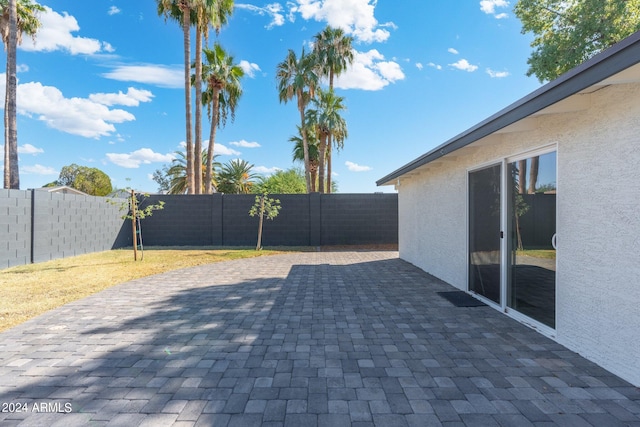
[468, 164, 502, 304]
[507, 151, 557, 328]
[468, 149, 557, 330]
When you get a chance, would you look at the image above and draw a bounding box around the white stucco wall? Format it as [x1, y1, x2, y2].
[397, 83, 640, 386]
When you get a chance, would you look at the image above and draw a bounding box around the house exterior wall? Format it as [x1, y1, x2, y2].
[397, 83, 640, 386]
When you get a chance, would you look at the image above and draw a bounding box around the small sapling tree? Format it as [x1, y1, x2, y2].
[108, 190, 165, 260]
[249, 194, 281, 250]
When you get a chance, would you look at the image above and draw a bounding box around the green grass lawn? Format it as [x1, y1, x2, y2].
[516, 249, 556, 259]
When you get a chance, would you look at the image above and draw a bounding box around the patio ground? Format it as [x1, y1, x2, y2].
[0, 251, 638, 426]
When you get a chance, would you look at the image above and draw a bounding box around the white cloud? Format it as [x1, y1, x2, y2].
[290, 0, 394, 43]
[89, 87, 154, 107]
[448, 48, 459, 55]
[21, 6, 110, 55]
[236, 3, 286, 29]
[108, 6, 121, 16]
[428, 62, 442, 70]
[334, 49, 405, 91]
[239, 60, 261, 78]
[480, 0, 510, 18]
[22, 164, 57, 175]
[254, 166, 281, 175]
[415, 63, 423, 70]
[345, 161, 371, 172]
[106, 148, 175, 168]
[487, 68, 510, 78]
[214, 143, 241, 156]
[17, 64, 29, 73]
[19, 144, 44, 155]
[0, 78, 138, 138]
[102, 64, 183, 89]
[449, 59, 478, 72]
[230, 140, 261, 148]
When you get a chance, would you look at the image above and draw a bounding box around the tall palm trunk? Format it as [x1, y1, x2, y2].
[4, 83, 10, 188]
[318, 132, 327, 193]
[206, 87, 220, 194]
[326, 70, 334, 194]
[298, 92, 312, 193]
[193, 27, 203, 194]
[181, 4, 194, 194]
[310, 161, 318, 192]
[5, 0, 18, 189]
[326, 144, 332, 193]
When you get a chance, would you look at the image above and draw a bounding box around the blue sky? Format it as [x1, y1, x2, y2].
[1, 0, 543, 193]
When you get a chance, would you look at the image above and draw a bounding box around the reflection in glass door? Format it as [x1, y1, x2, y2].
[507, 151, 557, 328]
[468, 164, 502, 304]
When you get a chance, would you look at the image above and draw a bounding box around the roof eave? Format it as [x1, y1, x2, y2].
[377, 31, 640, 187]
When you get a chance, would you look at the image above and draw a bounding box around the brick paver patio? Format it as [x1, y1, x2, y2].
[0, 251, 638, 426]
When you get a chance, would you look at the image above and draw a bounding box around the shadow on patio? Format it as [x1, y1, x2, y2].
[0, 252, 638, 426]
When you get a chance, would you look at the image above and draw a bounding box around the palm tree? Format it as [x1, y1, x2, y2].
[192, 0, 233, 194]
[313, 26, 353, 193]
[1, 0, 44, 189]
[157, 0, 195, 193]
[308, 88, 347, 193]
[217, 159, 257, 194]
[290, 125, 319, 192]
[200, 42, 244, 194]
[158, 0, 234, 194]
[166, 149, 219, 194]
[276, 48, 318, 193]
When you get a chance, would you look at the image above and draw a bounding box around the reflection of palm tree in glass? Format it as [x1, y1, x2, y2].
[512, 164, 530, 251]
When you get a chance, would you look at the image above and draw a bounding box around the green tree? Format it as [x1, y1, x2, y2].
[1, 0, 44, 189]
[515, 0, 640, 82]
[152, 166, 172, 194]
[153, 149, 218, 194]
[157, 0, 195, 193]
[253, 168, 307, 194]
[307, 88, 347, 193]
[200, 42, 243, 193]
[290, 125, 319, 192]
[158, 0, 234, 194]
[217, 159, 257, 194]
[312, 26, 353, 193]
[276, 48, 318, 193]
[53, 164, 113, 196]
[107, 190, 165, 261]
[192, 0, 233, 194]
[249, 194, 281, 250]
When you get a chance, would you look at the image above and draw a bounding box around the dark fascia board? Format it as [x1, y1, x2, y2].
[376, 30, 640, 187]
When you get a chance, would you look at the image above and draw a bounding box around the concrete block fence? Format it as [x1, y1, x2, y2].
[138, 193, 398, 247]
[0, 189, 128, 269]
[1, 191, 398, 269]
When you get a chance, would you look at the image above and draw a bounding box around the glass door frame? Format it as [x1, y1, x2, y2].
[466, 160, 506, 309]
[503, 144, 557, 337]
[467, 143, 558, 338]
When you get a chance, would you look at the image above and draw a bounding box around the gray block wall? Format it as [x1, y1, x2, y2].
[0, 189, 31, 268]
[140, 193, 398, 247]
[1, 191, 397, 269]
[1, 189, 128, 269]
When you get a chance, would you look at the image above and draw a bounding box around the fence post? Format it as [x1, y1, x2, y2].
[30, 189, 35, 264]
